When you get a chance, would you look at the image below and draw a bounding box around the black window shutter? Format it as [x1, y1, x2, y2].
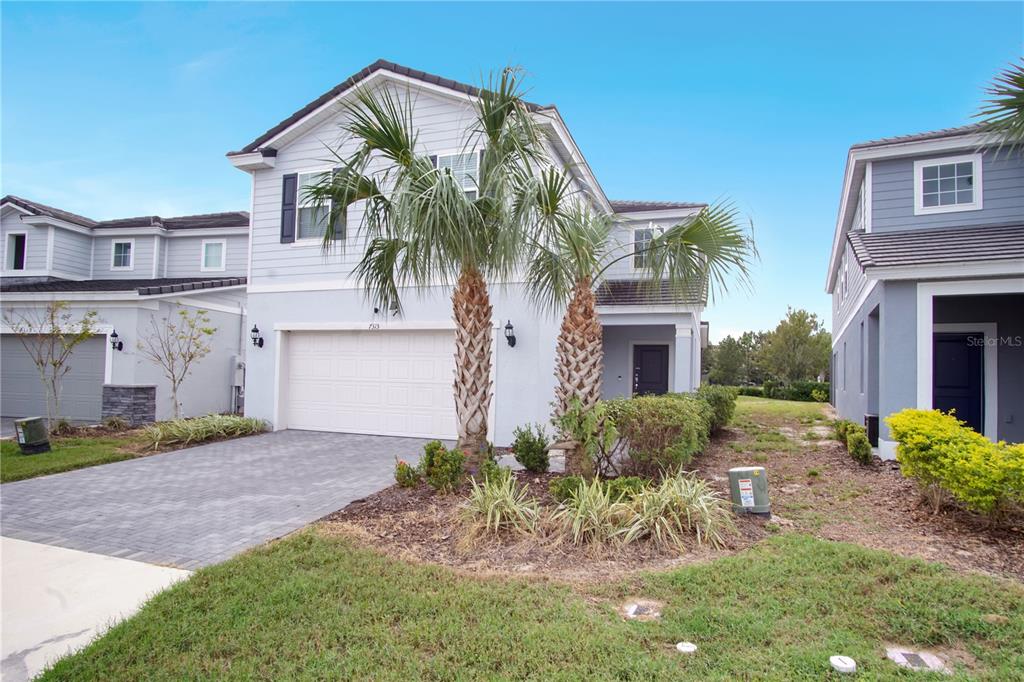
[280, 173, 297, 244]
[429, 155, 438, 168]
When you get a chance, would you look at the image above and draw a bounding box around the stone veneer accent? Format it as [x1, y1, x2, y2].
[102, 385, 156, 425]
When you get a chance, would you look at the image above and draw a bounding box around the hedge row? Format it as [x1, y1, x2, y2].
[727, 380, 829, 403]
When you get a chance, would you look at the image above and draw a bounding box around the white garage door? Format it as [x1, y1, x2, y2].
[285, 329, 457, 439]
[1, 334, 106, 421]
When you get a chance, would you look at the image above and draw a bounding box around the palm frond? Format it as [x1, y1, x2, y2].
[352, 237, 409, 315]
[975, 59, 1024, 150]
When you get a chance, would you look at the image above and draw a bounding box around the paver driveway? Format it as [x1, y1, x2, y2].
[0, 430, 433, 569]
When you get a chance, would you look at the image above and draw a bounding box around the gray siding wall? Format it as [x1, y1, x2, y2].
[91, 235, 156, 279]
[934, 294, 1024, 443]
[51, 229, 92, 278]
[164, 234, 248, 278]
[871, 148, 1024, 232]
[831, 238, 871, 336]
[832, 282, 883, 429]
[1, 208, 48, 273]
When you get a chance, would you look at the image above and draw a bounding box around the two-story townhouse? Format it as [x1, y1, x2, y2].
[228, 60, 709, 444]
[827, 124, 1024, 456]
[1, 195, 250, 423]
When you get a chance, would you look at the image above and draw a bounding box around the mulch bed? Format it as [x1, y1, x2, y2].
[320, 417, 1023, 583]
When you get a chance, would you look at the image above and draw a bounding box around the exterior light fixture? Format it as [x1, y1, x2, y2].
[110, 330, 124, 352]
[250, 325, 264, 348]
[504, 320, 516, 348]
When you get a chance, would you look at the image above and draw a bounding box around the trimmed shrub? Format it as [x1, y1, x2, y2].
[419, 441, 466, 493]
[810, 388, 829, 403]
[102, 415, 130, 432]
[462, 474, 539, 537]
[696, 385, 738, 432]
[604, 394, 712, 477]
[394, 459, 420, 487]
[833, 418, 857, 443]
[555, 398, 619, 478]
[511, 423, 549, 473]
[887, 409, 1024, 516]
[846, 427, 872, 465]
[142, 414, 266, 449]
[605, 476, 647, 502]
[549, 475, 585, 504]
[736, 386, 764, 397]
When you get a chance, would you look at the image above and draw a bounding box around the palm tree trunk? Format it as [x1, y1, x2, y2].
[553, 278, 604, 475]
[452, 266, 493, 464]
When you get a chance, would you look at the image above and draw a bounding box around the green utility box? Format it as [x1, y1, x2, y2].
[728, 466, 770, 516]
[14, 417, 51, 454]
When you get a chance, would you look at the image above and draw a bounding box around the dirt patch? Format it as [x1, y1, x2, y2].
[321, 405, 1022, 583]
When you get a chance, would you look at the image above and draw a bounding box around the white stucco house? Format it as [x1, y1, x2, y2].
[1, 195, 249, 423]
[228, 60, 711, 444]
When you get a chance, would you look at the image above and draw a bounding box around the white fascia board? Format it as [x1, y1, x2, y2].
[538, 109, 613, 213]
[228, 152, 276, 172]
[597, 304, 703, 316]
[824, 132, 992, 292]
[19, 215, 95, 235]
[865, 259, 1024, 281]
[165, 227, 249, 238]
[614, 207, 705, 222]
[0, 284, 247, 304]
[1, 201, 34, 216]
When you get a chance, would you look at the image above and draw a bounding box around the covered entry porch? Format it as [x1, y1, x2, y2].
[598, 309, 704, 399]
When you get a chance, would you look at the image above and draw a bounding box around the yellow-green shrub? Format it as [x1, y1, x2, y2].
[886, 409, 1024, 516]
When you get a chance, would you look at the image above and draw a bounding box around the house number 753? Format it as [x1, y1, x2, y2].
[368, 322, 380, 330]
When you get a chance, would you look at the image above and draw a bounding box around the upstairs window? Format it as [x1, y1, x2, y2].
[914, 154, 982, 215]
[201, 239, 226, 272]
[297, 171, 331, 240]
[633, 224, 664, 269]
[111, 240, 133, 270]
[435, 152, 479, 200]
[6, 233, 26, 270]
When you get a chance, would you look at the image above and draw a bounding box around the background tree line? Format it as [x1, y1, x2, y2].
[703, 308, 831, 386]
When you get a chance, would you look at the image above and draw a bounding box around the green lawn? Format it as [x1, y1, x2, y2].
[735, 395, 830, 427]
[42, 532, 1024, 681]
[1, 436, 139, 482]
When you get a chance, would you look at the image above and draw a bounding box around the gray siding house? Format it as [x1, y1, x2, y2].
[827, 124, 1024, 457]
[1, 196, 250, 422]
[228, 60, 709, 444]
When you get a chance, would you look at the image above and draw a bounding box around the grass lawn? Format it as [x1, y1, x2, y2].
[1, 436, 139, 483]
[42, 531, 1024, 681]
[735, 395, 830, 427]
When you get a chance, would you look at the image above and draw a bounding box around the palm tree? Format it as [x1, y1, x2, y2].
[976, 59, 1024, 148]
[524, 180, 755, 458]
[307, 68, 546, 462]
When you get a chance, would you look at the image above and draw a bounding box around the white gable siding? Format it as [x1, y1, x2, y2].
[164, 234, 248, 278]
[1, 208, 48, 273]
[91, 235, 155, 279]
[602, 213, 700, 281]
[51, 229, 92, 278]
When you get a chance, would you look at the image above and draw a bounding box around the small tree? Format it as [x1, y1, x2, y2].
[3, 301, 99, 429]
[137, 307, 216, 419]
[708, 335, 745, 385]
[765, 308, 831, 383]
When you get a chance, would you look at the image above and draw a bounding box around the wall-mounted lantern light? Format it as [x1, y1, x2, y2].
[250, 325, 264, 348]
[504, 320, 516, 348]
[110, 330, 124, 352]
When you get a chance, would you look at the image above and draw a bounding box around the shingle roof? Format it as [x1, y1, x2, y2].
[847, 224, 1024, 268]
[849, 123, 985, 150]
[2, 195, 98, 227]
[0, 277, 247, 296]
[228, 59, 550, 157]
[610, 200, 707, 214]
[1, 195, 248, 231]
[595, 279, 707, 306]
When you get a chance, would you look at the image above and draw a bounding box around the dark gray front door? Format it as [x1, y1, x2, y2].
[632, 344, 669, 396]
[933, 332, 984, 433]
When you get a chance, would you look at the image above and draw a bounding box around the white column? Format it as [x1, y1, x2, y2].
[674, 324, 694, 393]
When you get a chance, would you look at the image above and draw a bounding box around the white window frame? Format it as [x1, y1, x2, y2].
[294, 168, 333, 245]
[110, 239, 135, 271]
[200, 239, 227, 272]
[632, 223, 664, 271]
[913, 153, 983, 215]
[433, 150, 480, 200]
[840, 253, 849, 301]
[5, 231, 27, 271]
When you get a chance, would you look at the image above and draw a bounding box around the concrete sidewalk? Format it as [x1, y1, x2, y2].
[0, 537, 189, 682]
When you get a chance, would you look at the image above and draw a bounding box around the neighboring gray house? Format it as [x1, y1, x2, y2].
[228, 60, 709, 444]
[827, 124, 1024, 457]
[1, 195, 250, 422]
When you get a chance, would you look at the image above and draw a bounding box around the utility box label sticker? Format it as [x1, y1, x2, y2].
[738, 479, 755, 507]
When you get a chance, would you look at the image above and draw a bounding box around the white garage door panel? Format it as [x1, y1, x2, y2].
[1, 335, 105, 421]
[286, 330, 457, 439]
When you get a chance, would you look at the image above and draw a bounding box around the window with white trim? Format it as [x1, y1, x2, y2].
[6, 233, 26, 270]
[297, 171, 331, 240]
[201, 240, 226, 271]
[914, 154, 982, 215]
[633, 224, 664, 269]
[840, 253, 848, 301]
[111, 240, 133, 270]
[435, 152, 479, 200]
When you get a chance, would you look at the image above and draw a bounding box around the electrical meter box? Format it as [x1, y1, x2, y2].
[728, 466, 770, 515]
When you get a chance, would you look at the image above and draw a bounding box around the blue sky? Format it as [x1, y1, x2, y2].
[2, 2, 1021, 340]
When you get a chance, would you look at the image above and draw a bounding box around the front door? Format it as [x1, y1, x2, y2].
[933, 332, 984, 433]
[632, 344, 669, 396]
